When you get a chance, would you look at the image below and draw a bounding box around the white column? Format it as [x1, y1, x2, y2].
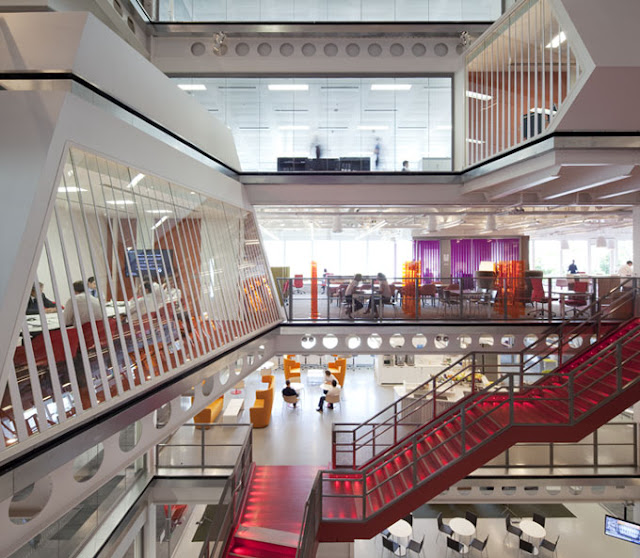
[144, 504, 156, 558]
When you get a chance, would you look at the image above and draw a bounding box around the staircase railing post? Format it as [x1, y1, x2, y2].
[461, 404, 466, 456]
[616, 341, 623, 392]
[509, 374, 514, 425]
[412, 437, 418, 488]
[568, 372, 575, 425]
[362, 472, 367, 520]
[547, 277, 553, 322]
[394, 401, 398, 445]
[593, 429, 599, 468]
[352, 430, 356, 469]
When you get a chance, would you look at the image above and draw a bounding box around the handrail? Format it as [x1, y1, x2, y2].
[332, 281, 637, 468]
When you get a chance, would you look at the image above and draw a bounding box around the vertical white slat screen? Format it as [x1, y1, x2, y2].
[465, 0, 583, 167]
[1, 147, 280, 448]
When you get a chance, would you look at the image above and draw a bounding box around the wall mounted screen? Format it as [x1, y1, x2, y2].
[605, 516, 640, 545]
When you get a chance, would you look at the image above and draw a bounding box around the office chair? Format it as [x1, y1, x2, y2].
[382, 536, 401, 556]
[540, 535, 559, 556]
[505, 515, 522, 545]
[403, 513, 414, 526]
[447, 536, 465, 556]
[532, 512, 546, 527]
[465, 510, 478, 526]
[438, 512, 454, 541]
[470, 534, 489, 557]
[519, 538, 535, 555]
[407, 535, 424, 556]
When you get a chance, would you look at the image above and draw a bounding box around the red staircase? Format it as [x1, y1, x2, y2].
[309, 317, 640, 543]
[225, 466, 320, 558]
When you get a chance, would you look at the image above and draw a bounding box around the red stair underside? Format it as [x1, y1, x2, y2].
[226, 466, 320, 558]
[318, 319, 640, 540]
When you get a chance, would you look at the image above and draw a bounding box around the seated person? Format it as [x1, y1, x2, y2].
[26, 282, 57, 314]
[364, 273, 392, 316]
[127, 281, 156, 320]
[87, 276, 98, 297]
[282, 380, 299, 407]
[317, 379, 340, 412]
[322, 370, 338, 393]
[344, 273, 363, 317]
[63, 280, 103, 326]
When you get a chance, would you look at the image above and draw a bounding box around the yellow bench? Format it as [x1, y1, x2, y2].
[250, 374, 275, 428]
[193, 395, 224, 429]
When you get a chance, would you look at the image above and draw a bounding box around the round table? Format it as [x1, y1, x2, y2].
[449, 517, 476, 539]
[290, 382, 304, 393]
[520, 520, 546, 555]
[388, 519, 412, 555]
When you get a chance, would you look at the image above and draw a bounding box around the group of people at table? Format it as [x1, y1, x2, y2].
[280, 370, 341, 412]
[343, 273, 392, 318]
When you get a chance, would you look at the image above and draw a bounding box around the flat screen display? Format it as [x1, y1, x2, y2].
[126, 249, 174, 278]
[605, 515, 640, 545]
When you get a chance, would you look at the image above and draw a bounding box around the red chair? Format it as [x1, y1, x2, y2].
[529, 277, 556, 317]
[293, 274, 305, 294]
[14, 328, 80, 370]
[564, 281, 590, 317]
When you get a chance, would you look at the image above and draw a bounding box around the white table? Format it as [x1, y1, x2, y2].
[520, 519, 546, 554]
[290, 382, 304, 394]
[222, 398, 245, 423]
[450, 517, 476, 539]
[387, 519, 412, 555]
[307, 368, 325, 384]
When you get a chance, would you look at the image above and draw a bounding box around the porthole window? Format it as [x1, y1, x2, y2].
[202, 375, 215, 396]
[220, 367, 230, 385]
[301, 334, 316, 349]
[434, 334, 449, 349]
[322, 334, 338, 349]
[390, 334, 405, 348]
[568, 335, 583, 349]
[235, 358, 243, 375]
[545, 486, 562, 495]
[412, 334, 427, 349]
[479, 334, 494, 347]
[502, 486, 516, 496]
[347, 335, 361, 350]
[524, 334, 538, 347]
[546, 334, 559, 348]
[246, 355, 255, 366]
[119, 421, 142, 452]
[501, 335, 515, 348]
[155, 402, 172, 429]
[367, 334, 382, 349]
[9, 479, 52, 524]
[458, 335, 472, 349]
[73, 443, 104, 482]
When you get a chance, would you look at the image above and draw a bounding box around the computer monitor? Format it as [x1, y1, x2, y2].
[605, 515, 640, 545]
[126, 249, 174, 278]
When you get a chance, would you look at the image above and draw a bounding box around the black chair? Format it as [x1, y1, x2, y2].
[519, 538, 535, 555]
[381, 528, 391, 538]
[407, 535, 424, 556]
[540, 535, 559, 556]
[470, 534, 489, 556]
[447, 536, 465, 555]
[438, 512, 454, 540]
[505, 515, 522, 544]
[465, 510, 478, 526]
[403, 513, 414, 526]
[532, 512, 546, 527]
[383, 536, 401, 556]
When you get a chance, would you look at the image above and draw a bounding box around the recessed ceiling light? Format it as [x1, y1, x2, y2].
[371, 84, 412, 91]
[107, 199, 135, 205]
[279, 125, 310, 131]
[546, 31, 566, 49]
[466, 91, 492, 101]
[146, 209, 173, 214]
[268, 84, 309, 91]
[178, 84, 206, 91]
[58, 187, 87, 193]
[357, 125, 389, 130]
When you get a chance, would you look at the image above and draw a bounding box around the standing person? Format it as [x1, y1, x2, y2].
[619, 260, 633, 277]
[344, 273, 363, 318]
[63, 280, 103, 326]
[373, 138, 382, 170]
[401, 160, 409, 172]
[568, 260, 578, 274]
[321, 268, 328, 294]
[26, 282, 57, 314]
[317, 379, 340, 412]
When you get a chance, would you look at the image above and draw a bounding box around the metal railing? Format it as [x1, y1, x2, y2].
[276, 275, 635, 323]
[155, 424, 253, 558]
[295, 284, 640, 556]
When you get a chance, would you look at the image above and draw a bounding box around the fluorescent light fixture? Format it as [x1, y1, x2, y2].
[597, 186, 640, 199]
[58, 187, 87, 193]
[546, 31, 566, 49]
[151, 216, 169, 230]
[107, 199, 135, 205]
[127, 173, 145, 188]
[278, 125, 310, 131]
[357, 125, 389, 130]
[268, 84, 309, 91]
[544, 175, 632, 200]
[466, 91, 492, 101]
[178, 84, 206, 91]
[146, 209, 173, 214]
[357, 220, 387, 239]
[371, 84, 412, 91]
[439, 218, 465, 230]
[466, 138, 486, 144]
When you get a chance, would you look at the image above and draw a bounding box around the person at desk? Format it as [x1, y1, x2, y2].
[282, 380, 299, 408]
[322, 370, 338, 392]
[26, 282, 57, 315]
[364, 273, 392, 317]
[127, 281, 156, 320]
[63, 280, 103, 326]
[317, 379, 340, 412]
[87, 276, 98, 297]
[619, 260, 633, 277]
[344, 273, 363, 318]
[568, 260, 578, 274]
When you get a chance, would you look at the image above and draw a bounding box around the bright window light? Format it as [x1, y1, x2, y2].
[107, 200, 135, 205]
[466, 91, 492, 101]
[58, 187, 87, 193]
[546, 31, 566, 49]
[268, 84, 309, 91]
[278, 125, 310, 130]
[371, 84, 412, 91]
[178, 84, 206, 91]
[357, 125, 389, 130]
[151, 216, 169, 230]
[127, 173, 145, 188]
[146, 209, 173, 214]
[466, 138, 486, 144]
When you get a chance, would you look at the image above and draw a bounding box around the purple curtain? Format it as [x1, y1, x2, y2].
[413, 240, 441, 282]
[450, 238, 520, 278]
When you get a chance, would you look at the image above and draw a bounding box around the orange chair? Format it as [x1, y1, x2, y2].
[328, 358, 347, 387]
[284, 357, 301, 381]
[250, 374, 275, 428]
[193, 396, 225, 429]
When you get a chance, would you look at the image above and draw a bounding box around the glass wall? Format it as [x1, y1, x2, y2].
[2, 147, 279, 447]
[173, 77, 452, 172]
[155, 0, 501, 22]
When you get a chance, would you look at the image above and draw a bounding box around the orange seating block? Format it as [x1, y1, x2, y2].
[284, 358, 301, 381]
[250, 374, 275, 428]
[193, 396, 225, 429]
[328, 358, 347, 387]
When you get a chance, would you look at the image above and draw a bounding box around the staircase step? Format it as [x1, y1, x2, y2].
[235, 526, 299, 548]
[228, 538, 297, 558]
